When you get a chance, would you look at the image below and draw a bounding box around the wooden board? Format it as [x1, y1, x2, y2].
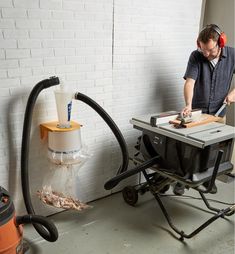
[169, 114, 222, 128]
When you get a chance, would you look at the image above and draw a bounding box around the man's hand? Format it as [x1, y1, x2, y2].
[224, 89, 235, 105]
[181, 105, 192, 117]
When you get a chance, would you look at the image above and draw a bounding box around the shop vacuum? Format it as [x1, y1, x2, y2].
[0, 77, 60, 254]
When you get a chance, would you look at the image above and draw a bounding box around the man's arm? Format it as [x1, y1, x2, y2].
[181, 78, 195, 116]
[224, 88, 235, 105]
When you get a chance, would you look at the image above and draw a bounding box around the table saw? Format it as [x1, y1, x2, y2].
[130, 113, 235, 182]
[105, 112, 235, 240]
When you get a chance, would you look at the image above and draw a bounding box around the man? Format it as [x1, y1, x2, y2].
[174, 24, 235, 195]
[182, 24, 235, 119]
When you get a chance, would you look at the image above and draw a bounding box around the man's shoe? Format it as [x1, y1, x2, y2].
[173, 183, 185, 196]
[202, 181, 217, 194]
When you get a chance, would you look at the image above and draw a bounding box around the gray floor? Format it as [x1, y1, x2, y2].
[24, 181, 235, 254]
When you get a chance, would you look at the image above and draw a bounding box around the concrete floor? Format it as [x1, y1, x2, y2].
[24, 180, 234, 254]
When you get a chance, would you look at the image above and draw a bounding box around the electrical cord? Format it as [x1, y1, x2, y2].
[159, 193, 235, 206]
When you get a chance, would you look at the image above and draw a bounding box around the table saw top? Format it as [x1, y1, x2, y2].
[130, 114, 235, 148]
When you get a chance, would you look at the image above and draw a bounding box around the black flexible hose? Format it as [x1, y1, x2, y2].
[75, 92, 129, 175]
[21, 76, 60, 242]
[16, 215, 58, 242]
[104, 156, 160, 190]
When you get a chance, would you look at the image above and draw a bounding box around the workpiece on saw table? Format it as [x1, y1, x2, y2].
[169, 114, 222, 128]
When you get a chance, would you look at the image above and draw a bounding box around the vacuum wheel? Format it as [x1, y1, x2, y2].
[122, 186, 138, 206]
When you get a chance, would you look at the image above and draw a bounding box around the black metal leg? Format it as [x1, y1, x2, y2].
[153, 193, 185, 240]
[196, 150, 223, 194]
[141, 168, 235, 241]
[152, 191, 235, 240]
[199, 191, 221, 213]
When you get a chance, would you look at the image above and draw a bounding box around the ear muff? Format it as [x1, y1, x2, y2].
[218, 32, 227, 48]
[211, 25, 227, 48]
[197, 24, 227, 49]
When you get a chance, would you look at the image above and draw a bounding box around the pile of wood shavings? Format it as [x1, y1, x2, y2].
[37, 190, 91, 211]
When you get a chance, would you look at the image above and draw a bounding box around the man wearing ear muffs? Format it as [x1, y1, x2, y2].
[174, 24, 235, 196]
[181, 24, 235, 119]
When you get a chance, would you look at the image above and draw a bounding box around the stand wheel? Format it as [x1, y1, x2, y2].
[122, 186, 138, 206]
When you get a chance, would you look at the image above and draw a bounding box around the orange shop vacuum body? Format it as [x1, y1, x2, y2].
[0, 187, 24, 254]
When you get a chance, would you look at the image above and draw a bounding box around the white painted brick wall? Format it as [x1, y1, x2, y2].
[0, 0, 203, 216]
